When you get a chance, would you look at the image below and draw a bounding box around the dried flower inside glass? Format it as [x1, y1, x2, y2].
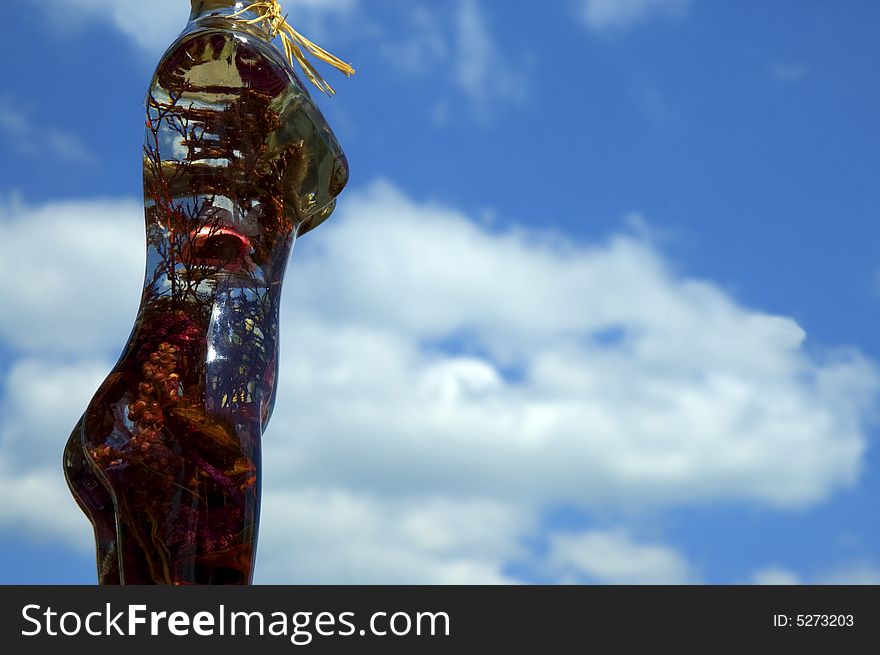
[63, 0, 353, 584]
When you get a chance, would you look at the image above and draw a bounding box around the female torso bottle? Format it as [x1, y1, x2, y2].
[63, 0, 348, 584]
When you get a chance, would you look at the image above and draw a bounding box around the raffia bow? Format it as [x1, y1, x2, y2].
[230, 1, 355, 95]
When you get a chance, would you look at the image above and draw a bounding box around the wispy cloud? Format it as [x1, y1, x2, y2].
[29, 0, 358, 53]
[31, 0, 188, 52]
[750, 561, 880, 585]
[33, 0, 521, 120]
[769, 62, 809, 83]
[0, 100, 94, 165]
[818, 561, 880, 585]
[750, 566, 801, 585]
[379, 0, 527, 121]
[453, 0, 525, 111]
[631, 80, 677, 124]
[1, 182, 877, 582]
[378, 6, 448, 75]
[580, 0, 694, 34]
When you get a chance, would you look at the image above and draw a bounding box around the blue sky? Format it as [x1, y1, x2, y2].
[0, 0, 878, 584]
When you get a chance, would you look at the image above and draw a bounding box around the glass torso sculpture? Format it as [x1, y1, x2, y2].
[63, 0, 349, 584]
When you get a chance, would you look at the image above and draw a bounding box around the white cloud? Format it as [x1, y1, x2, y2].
[0, 356, 113, 550]
[0, 468, 95, 549]
[255, 490, 525, 584]
[0, 197, 144, 355]
[546, 529, 696, 584]
[272, 181, 876, 510]
[1, 359, 110, 470]
[0, 181, 877, 582]
[581, 0, 693, 33]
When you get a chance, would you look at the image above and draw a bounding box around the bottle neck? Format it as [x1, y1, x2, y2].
[189, 1, 242, 20]
[188, 1, 274, 41]
[189, 0, 239, 20]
